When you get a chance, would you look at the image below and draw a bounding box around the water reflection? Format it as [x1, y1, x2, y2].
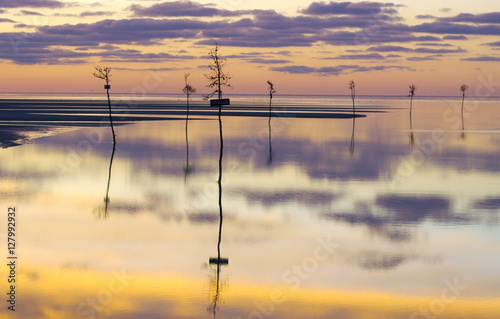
[350, 116, 356, 155]
[267, 104, 273, 165]
[184, 102, 194, 182]
[2, 97, 500, 318]
[93, 141, 116, 219]
[207, 110, 229, 318]
[461, 111, 466, 140]
[408, 104, 415, 148]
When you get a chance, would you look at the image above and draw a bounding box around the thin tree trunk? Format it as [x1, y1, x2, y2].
[106, 87, 116, 144]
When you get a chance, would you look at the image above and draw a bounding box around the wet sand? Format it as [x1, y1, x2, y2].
[0, 99, 370, 148]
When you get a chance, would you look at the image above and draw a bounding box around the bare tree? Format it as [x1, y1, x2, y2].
[93, 66, 115, 144]
[183, 73, 196, 110]
[408, 84, 417, 119]
[205, 43, 232, 116]
[183, 73, 196, 180]
[460, 84, 468, 118]
[460, 84, 468, 140]
[349, 80, 356, 115]
[267, 81, 276, 165]
[267, 81, 276, 116]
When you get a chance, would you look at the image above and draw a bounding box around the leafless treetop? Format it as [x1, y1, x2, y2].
[93, 66, 112, 84]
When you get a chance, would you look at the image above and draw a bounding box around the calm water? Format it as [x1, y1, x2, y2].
[1, 95, 500, 318]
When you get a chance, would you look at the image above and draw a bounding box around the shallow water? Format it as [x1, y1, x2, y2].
[1, 95, 500, 318]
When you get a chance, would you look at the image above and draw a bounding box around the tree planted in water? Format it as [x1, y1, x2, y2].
[93, 66, 115, 144]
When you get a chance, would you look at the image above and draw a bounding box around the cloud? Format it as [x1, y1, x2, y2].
[328, 53, 386, 60]
[0, 18, 15, 23]
[484, 41, 500, 47]
[0, 1, 486, 65]
[440, 8, 452, 13]
[461, 56, 500, 62]
[270, 64, 414, 76]
[443, 35, 467, 40]
[412, 22, 500, 35]
[79, 11, 114, 17]
[439, 12, 500, 24]
[301, 1, 399, 16]
[406, 55, 443, 61]
[246, 58, 291, 64]
[416, 15, 435, 19]
[368, 45, 465, 54]
[20, 10, 45, 16]
[130, 0, 245, 17]
[0, 0, 63, 8]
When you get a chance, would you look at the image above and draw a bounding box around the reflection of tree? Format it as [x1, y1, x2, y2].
[207, 110, 229, 318]
[350, 116, 356, 155]
[461, 115, 466, 140]
[409, 111, 415, 148]
[93, 141, 116, 219]
[267, 81, 275, 165]
[267, 113, 273, 165]
[460, 84, 468, 141]
[184, 100, 193, 182]
[408, 84, 416, 148]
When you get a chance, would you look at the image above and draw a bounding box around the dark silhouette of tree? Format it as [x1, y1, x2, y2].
[183, 73, 196, 109]
[93, 66, 116, 144]
[349, 80, 356, 115]
[267, 81, 276, 165]
[460, 84, 468, 140]
[204, 43, 232, 117]
[183, 74, 196, 181]
[460, 84, 468, 118]
[408, 84, 416, 119]
[408, 84, 417, 147]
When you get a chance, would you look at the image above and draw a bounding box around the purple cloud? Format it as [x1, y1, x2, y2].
[439, 12, 500, 24]
[328, 53, 386, 60]
[412, 22, 500, 35]
[484, 41, 500, 47]
[0, 0, 63, 8]
[130, 0, 244, 17]
[301, 1, 399, 16]
[20, 10, 45, 16]
[443, 35, 467, 40]
[270, 64, 414, 76]
[461, 56, 500, 62]
[368, 45, 465, 54]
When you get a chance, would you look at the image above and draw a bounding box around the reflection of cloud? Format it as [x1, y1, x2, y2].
[320, 211, 412, 243]
[474, 197, 500, 210]
[357, 251, 410, 270]
[239, 189, 337, 207]
[376, 195, 460, 223]
[187, 212, 219, 224]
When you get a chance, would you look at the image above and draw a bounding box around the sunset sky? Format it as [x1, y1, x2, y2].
[0, 0, 499, 95]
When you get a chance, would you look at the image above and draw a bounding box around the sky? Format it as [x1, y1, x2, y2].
[0, 0, 499, 95]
